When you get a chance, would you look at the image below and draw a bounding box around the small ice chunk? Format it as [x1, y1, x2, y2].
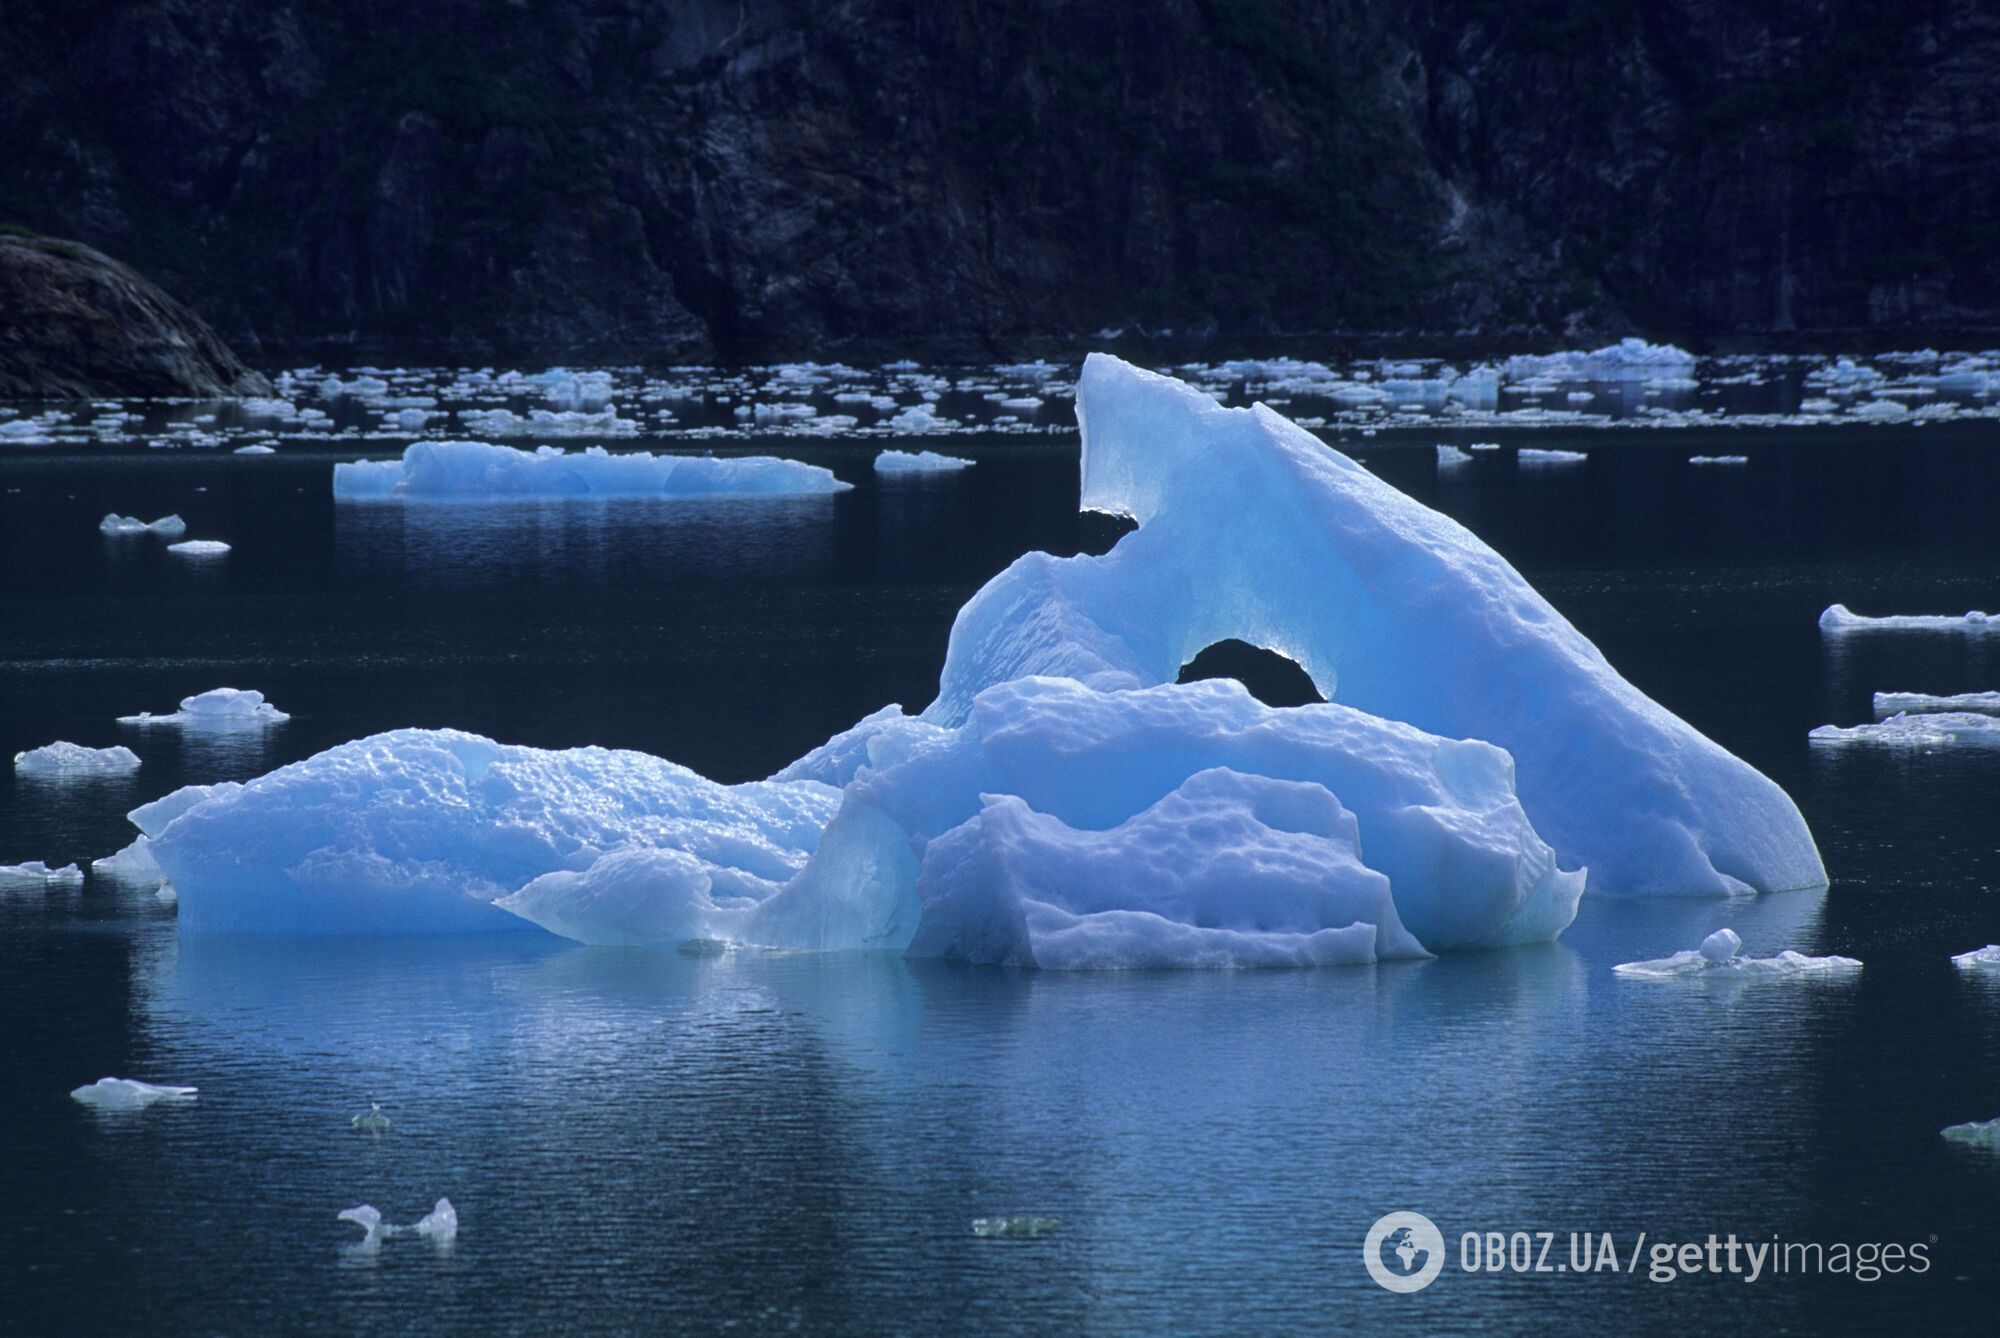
[70, 1077, 198, 1108]
[1874, 691, 2000, 717]
[1809, 712, 2000, 748]
[413, 1198, 458, 1242]
[100, 513, 188, 536]
[1689, 455, 1749, 465]
[1436, 445, 1473, 469]
[971, 1216, 1060, 1238]
[234, 444, 277, 455]
[118, 687, 289, 728]
[1518, 448, 1588, 466]
[1951, 945, 2000, 971]
[1698, 927, 1741, 963]
[92, 836, 165, 884]
[1819, 604, 1996, 633]
[337, 1205, 384, 1242]
[874, 449, 974, 475]
[1, 861, 84, 888]
[1614, 936, 1861, 978]
[1942, 1118, 2000, 1149]
[167, 540, 231, 557]
[15, 741, 141, 776]
[352, 1102, 393, 1134]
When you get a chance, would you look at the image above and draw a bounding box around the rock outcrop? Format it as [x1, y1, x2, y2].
[0, 232, 271, 399]
[1, 1, 1993, 359]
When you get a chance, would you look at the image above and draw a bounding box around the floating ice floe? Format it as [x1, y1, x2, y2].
[1518, 447, 1589, 466]
[1436, 445, 1474, 469]
[1809, 712, 2000, 748]
[70, 1078, 198, 1109]
[118, 687, 290, 728]
[1820, 604, 1996, 633]
[1942, 1119, 2000, 1149]
[1873, 691, 2000, 717]
[1500, 338, 1696, 383]
[339, 1198, 456, 1245]
[0, 861, 84, 888]
[874, 449, 974, 475]
[1689, 455, 1749, 465]
[14, 741, 141, 776]
[130, 355, 1821, 964]
[234, 444, 276, 455]
[1951, 945, 2000, 971]
[333, 440, 849, 500]
[93, 837, 164, 884]
[352, 1102, 393, 1134]
[1614, 928, 1861, 978]
[99, 513, 187, 536]
[167, 540, 231, 557]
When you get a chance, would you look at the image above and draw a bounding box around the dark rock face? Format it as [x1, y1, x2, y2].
[2, 1, 1994, 360]
[0, 233, 273, 399]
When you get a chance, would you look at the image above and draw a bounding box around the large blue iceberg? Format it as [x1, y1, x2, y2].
[133, 355, 1823, 965]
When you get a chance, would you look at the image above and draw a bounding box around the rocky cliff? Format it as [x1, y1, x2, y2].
[0, 231, 272, 398]
[2, 0, 1992, 360]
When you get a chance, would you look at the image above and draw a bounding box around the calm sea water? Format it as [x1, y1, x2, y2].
[4, 418, 2000, 1333]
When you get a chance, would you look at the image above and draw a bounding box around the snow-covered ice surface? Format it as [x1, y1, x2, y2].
[1809, 712, 2000, 748]
[14, 741, 141, 775]
[334, 440, 849, 500]
[118, 688, 290, 728]
[1613, 927, 1861, 979]
[69, 1078, 198, 1109]
[127, 355, 1832, 966]
[874, 448, 974, 474]
[1820, 604, 1997, 633]
[1875, 691, 2000, 716]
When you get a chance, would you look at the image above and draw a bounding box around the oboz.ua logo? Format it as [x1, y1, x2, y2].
[1364, 1211, 1446, 1293]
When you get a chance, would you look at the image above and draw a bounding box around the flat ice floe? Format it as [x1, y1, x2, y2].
[99, 513, 186, 536]
[119, 687, 289, 727]
[129, 354, 1824, 964]
[1874, 691, 2000, 716]
[1809, 712, 2000, 747]
[70, 1077, 198, 1109]
[874, 448, 974, 474]
[1614, 928, 1861, 978]
[1, 860, 84, 888]
[1689, 455, 1749, 465]
[1517, 447, 1588, 465]
[1820, 604, 1997, 633]
[1951, 945, 2000, 970]
[14, 741, 141, 776]
[1942, 1118, 2000, 1149]
[167, 539, 231, 557]
[1500, 338, 1695, 383]
[334, 440, 848, 500]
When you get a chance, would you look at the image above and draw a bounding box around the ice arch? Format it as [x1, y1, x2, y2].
[1176, 639, 1325, 708]
[926, 354, 1824, 899]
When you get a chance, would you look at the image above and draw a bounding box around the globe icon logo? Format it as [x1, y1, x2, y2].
[1363, 1211, 1446, 1293]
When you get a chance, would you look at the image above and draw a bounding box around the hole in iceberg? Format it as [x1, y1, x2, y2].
[1176, 640, 1326, 708]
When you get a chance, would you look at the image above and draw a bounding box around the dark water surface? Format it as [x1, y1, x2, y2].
[4, 425, 2000, 1333]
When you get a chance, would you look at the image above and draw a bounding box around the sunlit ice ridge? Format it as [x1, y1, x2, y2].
[127, 353, 1826, 967]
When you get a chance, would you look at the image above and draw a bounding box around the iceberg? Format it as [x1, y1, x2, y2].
[1951, 945, 2000, 971]
[924, 355, 1822, 899]
[1, 860, 84, 888]
[1689, 455, 1749, 466]
[1942, 1119, 2000, 1149]
[1500, 338, 1696, 383]
[1875, 691, 2000, 716]
[167, 539, 231, 557]
[1613, 929, 1861, 978]
[147, 730, 840, 936]
[1517, 447, 1588, 466]
[338, 1198, 456, 1244]
[99, 513, 187, 536]
[1809, 712, 2000, 748]
[118, 687, 290, 728]
[333, 440, 848, 500]
[15, 741, 141, 776]
[70, 1077, 198, 1108]
[352, 1103, 393, 1134]
[1820, 604, 1996, 633]
[874, 449, 974, 475]
[1436, 445, 1474, 470]
[133, 354, 1823, 963]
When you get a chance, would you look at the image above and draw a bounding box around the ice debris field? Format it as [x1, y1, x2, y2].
[50, 353, 1850, 970]
[10, 343, 2000, 460]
